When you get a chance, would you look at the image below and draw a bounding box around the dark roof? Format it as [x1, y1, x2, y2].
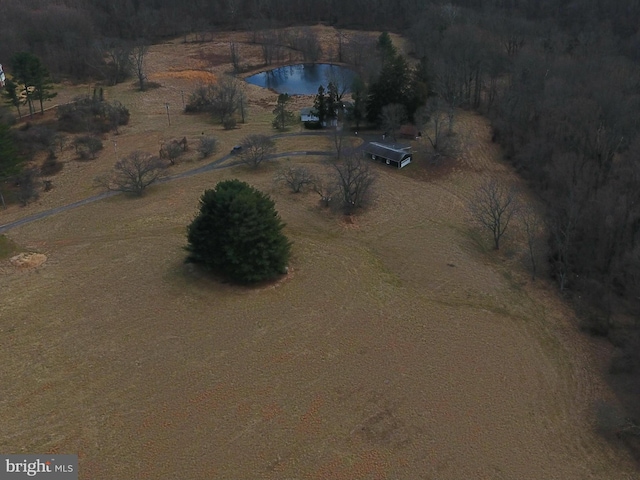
[363, 142, 412, 162]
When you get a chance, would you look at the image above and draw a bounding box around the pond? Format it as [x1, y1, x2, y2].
[244, 63, 358, 95]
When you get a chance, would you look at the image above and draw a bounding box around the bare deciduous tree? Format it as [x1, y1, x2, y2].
[100, 39, 133, 86]
[238, 134, 276, 169]
[96, 151, 166, 196]
[229, 42, 241, 73]
[299, 27, 322, 63]
[159, 141, 184, 165]
[469, 178, 519, 250]
[275, 160, 315, 193]
[197, 135, 217, 158]
[380, 103, 407, 142]
[332, 153, 377, 214]
[520, 205, 543, 280]
[211, 76, 243, 125]
[312, 175, 337, 208]
[131, 42, 148, 91]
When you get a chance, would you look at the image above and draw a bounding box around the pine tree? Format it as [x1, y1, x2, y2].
[272, 93, 295, 130]
[186, 180, 292, 283]
[313, 85, 327, 126]
[9, 52, 56, 116]
[1, 78, 22, 118]
[326, 82, 339, 120]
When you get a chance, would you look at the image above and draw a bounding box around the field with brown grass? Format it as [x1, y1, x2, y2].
[1, 26, 638, 479]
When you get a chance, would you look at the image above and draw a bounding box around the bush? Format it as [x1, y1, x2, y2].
[15, 167, 40, 206]
[223, 117, 237, 130]
[13, 125, 57, 161]
[186, 180, 292, 283]
[275, 161, 315, 193]
[197, 136, 217, 158]
[73, 135, 103, 160]
[57, 96, 130, 133]
[304, 121, 322, 130]
[41, 157, 63, 176]
[160, 141, 184, 165]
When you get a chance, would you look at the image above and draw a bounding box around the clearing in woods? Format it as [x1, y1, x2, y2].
[0, 26, 637, 479]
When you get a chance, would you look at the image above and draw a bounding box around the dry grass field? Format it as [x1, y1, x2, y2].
[1, 26, 638, 479]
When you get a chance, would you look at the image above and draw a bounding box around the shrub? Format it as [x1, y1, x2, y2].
[41, 157, 63, 176]
[275, 161, 315, 193]
[186, 180, 292, 283]
[74, 135, 103, 160]
[15, 167, 40, 206]
[57, 96, 130, 133]
[223, 117, 237, 130]
[197, 136, 217, 158]
[160, 141, 184, 165]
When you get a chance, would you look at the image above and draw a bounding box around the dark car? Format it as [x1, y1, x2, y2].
[230, 145, 242, 154]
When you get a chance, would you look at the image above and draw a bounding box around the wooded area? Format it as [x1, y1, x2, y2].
[2, 0, 640, 452]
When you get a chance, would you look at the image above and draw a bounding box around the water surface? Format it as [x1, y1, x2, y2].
[245, 63, 357, 95]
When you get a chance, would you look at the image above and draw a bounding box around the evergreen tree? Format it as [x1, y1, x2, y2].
[326, 82, 339, 120]
[366, 54, 411, 124]
[313, 85, 327, 125]
[377, 32, 397, 67]
[186, 180, 292, 283]
[272, 93, 295, 130]
[33, 64, 57, 114]
[349, 77, 367, 129]
[1, 78, 22, 118]
[9, 52, 56, 116]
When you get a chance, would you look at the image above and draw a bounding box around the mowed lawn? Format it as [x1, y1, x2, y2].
[0, 153, 637, 479]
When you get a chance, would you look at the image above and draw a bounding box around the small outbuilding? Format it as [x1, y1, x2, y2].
[300, 107, 319, 123]
[363, 142, 412, 169]
[300, 107, 338, 128]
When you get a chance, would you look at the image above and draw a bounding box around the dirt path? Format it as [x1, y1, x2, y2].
[0, 132, 339, 234]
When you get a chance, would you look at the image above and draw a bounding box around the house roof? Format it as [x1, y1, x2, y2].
[300, 107, 317, 116]
[363, 142, 412, 162]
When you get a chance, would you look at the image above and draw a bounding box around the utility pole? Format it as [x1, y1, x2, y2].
[113, 140, 118, 162]
[165, 103, 171, 126]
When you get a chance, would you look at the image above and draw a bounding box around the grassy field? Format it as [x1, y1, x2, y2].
[0, 26, 637, 479]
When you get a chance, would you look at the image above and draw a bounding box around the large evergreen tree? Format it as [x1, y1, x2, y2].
[366, 54, 411, 124]
[272, 93, 295, 130]
[9, 52, 56, 116]
[313, 85, 327, 125]
[186, 180, 292, 283]
[1, 78, 23, 118]
[349, 77, 367, 129]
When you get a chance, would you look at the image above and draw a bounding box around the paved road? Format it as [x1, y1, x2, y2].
[0, 131, 348, 234]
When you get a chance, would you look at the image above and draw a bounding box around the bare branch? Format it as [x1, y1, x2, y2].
[238, 134, 276, 169]
[96, 151, 166, 196]
[469, 178, 519, 250]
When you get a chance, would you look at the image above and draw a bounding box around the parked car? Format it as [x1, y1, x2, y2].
[230, 145, 242, 154]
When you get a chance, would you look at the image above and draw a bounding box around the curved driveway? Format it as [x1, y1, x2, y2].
[0, 131, 354, 234]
